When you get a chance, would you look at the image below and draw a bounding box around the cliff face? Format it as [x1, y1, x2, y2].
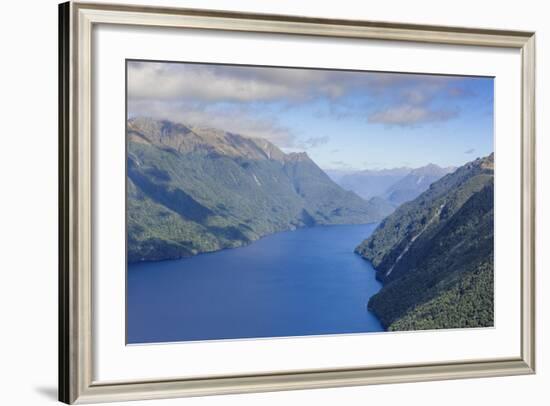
[355, 154, 494, 331]
[127, 117, 393, 263]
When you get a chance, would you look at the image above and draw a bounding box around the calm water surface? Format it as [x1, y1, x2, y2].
[127, 223, 383, 343]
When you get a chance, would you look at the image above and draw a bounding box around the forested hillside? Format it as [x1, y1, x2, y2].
[355, 154, 494, 330]
[127, 117, 393, 262]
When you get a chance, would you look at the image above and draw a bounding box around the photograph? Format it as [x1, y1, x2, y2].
[126, 60, 495, 344]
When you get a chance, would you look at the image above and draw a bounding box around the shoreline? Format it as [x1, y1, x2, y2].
[128, 221, 379, 265]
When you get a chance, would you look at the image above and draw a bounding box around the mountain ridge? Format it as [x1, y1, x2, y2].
[355, 153, 494, 330]
[127, 117, 393, 263]
[332, 164, 455, 204]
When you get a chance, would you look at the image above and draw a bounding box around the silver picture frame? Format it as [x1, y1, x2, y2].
[59, 1, 536, 403]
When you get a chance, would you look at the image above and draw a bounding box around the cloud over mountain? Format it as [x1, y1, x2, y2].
[126, 61, 493, 167]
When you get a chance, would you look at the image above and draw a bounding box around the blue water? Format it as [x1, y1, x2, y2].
[127, 223, 384, 344]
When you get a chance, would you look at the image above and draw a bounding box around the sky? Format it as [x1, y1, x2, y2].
[127, 60, 494, 171]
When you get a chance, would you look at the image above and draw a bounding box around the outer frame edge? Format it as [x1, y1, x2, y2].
[62, 2, 536, 404]
[74, 0, 534, 39]
[520, 33, 536, 373]
[58, 1, 71, 404]
[73, 359, 533, 404]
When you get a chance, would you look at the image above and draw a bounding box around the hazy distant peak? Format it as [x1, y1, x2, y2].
[409, 163, 454, 177]
[415, 163, 442, 171]
[357, 167, 412, 177]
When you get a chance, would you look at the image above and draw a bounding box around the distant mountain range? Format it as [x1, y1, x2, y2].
[127, 117, 393, 262]
[355, 153, 494, 331]
[330, 168, 411, 200]
[329, 164, 455, 206]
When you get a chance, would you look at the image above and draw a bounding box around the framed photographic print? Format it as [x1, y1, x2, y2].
[59, 1, 536, 404]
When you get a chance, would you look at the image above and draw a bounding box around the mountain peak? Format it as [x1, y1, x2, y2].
[409, 163, 448, 176]
[128, 117, 289, 162]
[479, 153, 494, 170]
[358, 167, 412, 177]
[461, 153, 494, 172]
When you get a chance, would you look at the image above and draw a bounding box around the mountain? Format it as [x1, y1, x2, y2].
[355, 154, 494, 331]
[332, 164, 454, 207]
[383, 164, 456, 206]
[323, 169, 358, 184]
[336, 168, 411, 200]
[127, 117, 393, 262]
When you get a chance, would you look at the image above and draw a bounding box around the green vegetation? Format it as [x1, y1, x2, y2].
[356, 154, 494, 330]
[127, 117, 392, 262]
[389, 262, 493, 331]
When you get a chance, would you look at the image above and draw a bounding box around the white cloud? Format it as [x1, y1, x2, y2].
[128, 99, 297, 148]
[128, 61, 341, 103]
[128, 61, 467, 107]
[127, 61, 478, 137]
[368, 105, 458, 126]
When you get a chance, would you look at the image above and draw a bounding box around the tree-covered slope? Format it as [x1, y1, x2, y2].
[355, 154, 494, 330]
[127, 117, 392, 262]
